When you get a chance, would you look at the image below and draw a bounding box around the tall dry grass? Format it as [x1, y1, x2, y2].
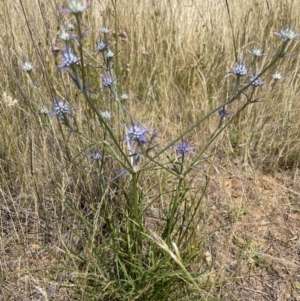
[0, 0, 300, 300]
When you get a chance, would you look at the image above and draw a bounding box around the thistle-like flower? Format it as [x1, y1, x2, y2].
[218, 108, 231, 118]
[100, 26, 111, 34]
[21, 60, 34, 73]
[65, 22, 76, 31]
[90, 150, 102, 161]
[105, 48, 115, 60]
[226, 59, 247, 77]
[96, 39, 107, 52]
[59, 27, 74, 41]
[274, 28, 299, 41]
[100, 111, 113, 120]
[126, 124, 148, 144]
[38, 106, 49, 115]
[101, 74, 113, 88]
[59, 48, 80, 71]
[248, 73, 264, 88]
[248, 46, 266, 57]
[175, 140, 194, 156]
[61, 0, 89, 15]
[49, 99, 73, 120]
[120, 93, 129, 101]
[272, 71, 285, 80]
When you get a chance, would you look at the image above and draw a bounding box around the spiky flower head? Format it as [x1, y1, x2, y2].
[274, 28, 299, 41]
[101, 74, 113, 88]
[21, 60, 34, 73]
[90, 150, 102, 161]
[96, 39, 107, 52]
[49, 99, 72, 120]
[218, 108, 231, 118]
[38, 106, 49, 115]
[59, 48, 80, 71]
[100, 26, 111, 34]
[105, 48, 115, 60]
[121, 93, 129, 101]
[59, 27, 71, 41]
[175, 140, 194, 156]
[226, 59, 247, 77]
[100, 111, 112, 120]
[61, 0, 89, 15]
[248, 45, 266, 57]
[248, 73, 264, 88]
[272, 71, 285, 80]
[65, 22, 76, 31]
[126, 124, 149, 144]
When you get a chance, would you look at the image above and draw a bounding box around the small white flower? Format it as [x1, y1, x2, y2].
[100, 26, 111, 34]
[90, 150, 102, 160]
[121, 93, 129, 101]
[272, 71, 285, 80]
[21, 61, 34, 73]
[274, 28, 299, 41]
[65, 22, 75, 31]
[248, 46, 266, 57]
[105, 48, 115, 59]
[100, 111, 112, 120]
[59, 28, 71, 41]
[61, 0, 89, 15]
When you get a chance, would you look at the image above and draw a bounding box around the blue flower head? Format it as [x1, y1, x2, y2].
[59, 48, 80, 71]
[90, 150, 102, 161]
[226, 59, 247, 77]
[96, 39, 107, 52]
[218, 108, 231, 118]
[274, 28, 299, 41]
[126, 124, 149, 144]
[101, 74, 113, 88]
[175, 140, 194, 156]
[248, 73, 264, 88]
[49, 99, 73, 120]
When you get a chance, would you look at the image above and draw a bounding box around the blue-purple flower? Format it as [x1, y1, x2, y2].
[175, 140, 194, 156]
[248, 73, 264, 88]
[126, 124, 149, 144]
[96, 39, 107, 52]
[274, 28, 299, 41]
[49, 100, 73, 120]
[59, 48, 80, 71]
[90, 150, 102, 161]
[226, 59, 247, 77]
[218, 108, 231, 118]
[101, 74, 113, 88]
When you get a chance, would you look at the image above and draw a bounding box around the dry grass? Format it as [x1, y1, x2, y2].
[0, 0, 300, 300]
